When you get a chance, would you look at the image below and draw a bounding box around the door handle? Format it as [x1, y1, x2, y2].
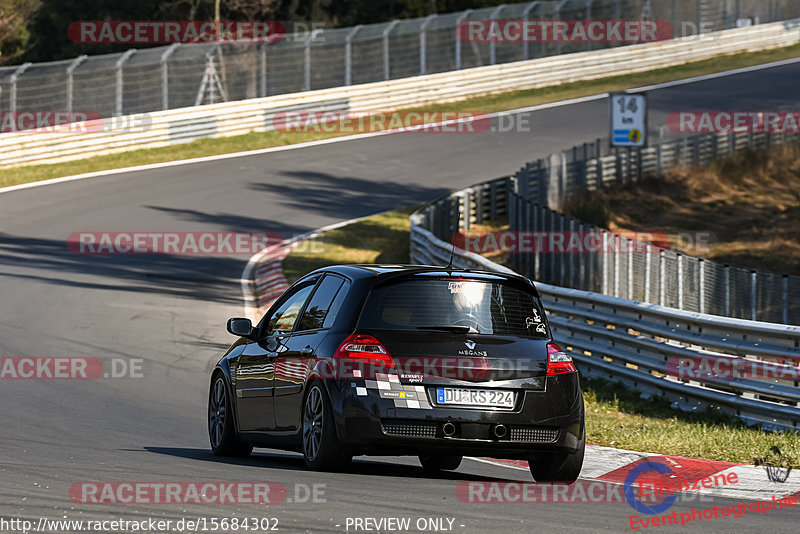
[301, 346, 314, 355]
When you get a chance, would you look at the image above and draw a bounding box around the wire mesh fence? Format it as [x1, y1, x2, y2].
[1, 0, 799, 123]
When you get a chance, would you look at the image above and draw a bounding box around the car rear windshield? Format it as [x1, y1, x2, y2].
[358, 278, 549, 338]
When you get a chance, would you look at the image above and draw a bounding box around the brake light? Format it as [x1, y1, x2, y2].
[547, 343, 576, 376]
[333, 334, 395, 367]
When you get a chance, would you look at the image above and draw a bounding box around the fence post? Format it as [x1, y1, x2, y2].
[66, 55, 88, 114]
[489, 5, 506, 65]
[455, 10, 473, 70]
[783, 275, 789, 324]
[698, 259, 705, 314]
[160, 44, 179, 109]
[522, 2, 540, 60]
[750, 270, 757, 321]
[585, 0, 594, 52]
[659, 250, 666, 306]
[644, 244, 651, 303]
[569, 218, 576, 288]
[627, 241, 633, 300]
[344, 25, 362, 86]
[304, 29, 323, 91]
[383, 20, 400, 81]
[419, 16, 436, 75]
[677, 253, 684, 310]
[115, 49, 136, 117]
[602, 232, 609, 295]
[723, 265, 731, 316]
[614, 235, 620, 298]
[9, 62, 32, 113]
[259, 42, 268, 98]
[555, 0, 569, 54]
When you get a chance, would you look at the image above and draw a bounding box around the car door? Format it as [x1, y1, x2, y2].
[273, 274, 351, 430]
[235, 281, 316, 432]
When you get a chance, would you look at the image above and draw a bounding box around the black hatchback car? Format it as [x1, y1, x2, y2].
[208, 265, 585, 482]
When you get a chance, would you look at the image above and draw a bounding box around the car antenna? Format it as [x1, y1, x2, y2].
[446, 241, 455, 271]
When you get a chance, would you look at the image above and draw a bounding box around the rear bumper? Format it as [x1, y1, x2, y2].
[325, 373, 584, 458]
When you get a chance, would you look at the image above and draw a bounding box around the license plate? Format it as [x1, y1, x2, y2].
[436, 388, 515, 409]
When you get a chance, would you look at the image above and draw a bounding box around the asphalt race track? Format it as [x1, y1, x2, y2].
[2, 61, 800, 533]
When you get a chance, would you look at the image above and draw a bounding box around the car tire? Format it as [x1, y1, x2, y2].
[529, 433, 585, 484]
[419, 455, 463, 472]
[302, 383, 351, 471]
[208, 374, 253, 457]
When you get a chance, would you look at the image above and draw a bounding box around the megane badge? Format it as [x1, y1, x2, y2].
[464, 340, 476, 350]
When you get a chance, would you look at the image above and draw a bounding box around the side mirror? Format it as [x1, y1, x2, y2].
[227, 318, 255, 339]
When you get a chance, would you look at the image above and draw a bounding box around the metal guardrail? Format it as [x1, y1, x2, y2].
[2, 20, 799, 169]
[1, 0, 794, 119]
[410, 218, 800, 431]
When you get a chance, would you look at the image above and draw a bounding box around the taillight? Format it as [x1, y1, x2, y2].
[547, 343, 576, 376]
[333, 334, 395, 367]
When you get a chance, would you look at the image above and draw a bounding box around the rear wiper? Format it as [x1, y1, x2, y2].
[417, 325, 478, 334]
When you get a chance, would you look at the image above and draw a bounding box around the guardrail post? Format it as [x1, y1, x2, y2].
[160, 43, 179, 109]
[783, 275, 789, 324]
[115, 49, 136, 117]
[383, 20, 400, 81]
[489, 5, 506, 65]
[419, 16, 436, 75]
[9, 62, 32, 114]
[66, 55, 88, 114]
[522, 2, 540, 60]
[345, 25, 362, 86]
[455, 10, 473, 70]
[305, 29, 323, 91]
[677, 253, 684, 310]
[750, 270, 757, 321]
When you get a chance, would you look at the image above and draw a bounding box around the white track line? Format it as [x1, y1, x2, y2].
[4, 54, 799, 199]
[466, 457, 531, 472]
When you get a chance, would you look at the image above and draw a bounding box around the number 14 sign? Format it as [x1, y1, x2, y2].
[610, 92, 647, 147]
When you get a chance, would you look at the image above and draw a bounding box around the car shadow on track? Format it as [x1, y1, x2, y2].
[140, 447, 511, 482]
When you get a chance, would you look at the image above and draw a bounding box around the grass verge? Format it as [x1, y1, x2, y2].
[3, 43, 800, 189]
[281, 207, 799, 464]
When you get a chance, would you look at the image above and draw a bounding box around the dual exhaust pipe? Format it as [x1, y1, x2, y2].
[440, 422, 507, 439]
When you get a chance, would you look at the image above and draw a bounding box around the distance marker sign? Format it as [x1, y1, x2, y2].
[610, 92, 647, 147]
